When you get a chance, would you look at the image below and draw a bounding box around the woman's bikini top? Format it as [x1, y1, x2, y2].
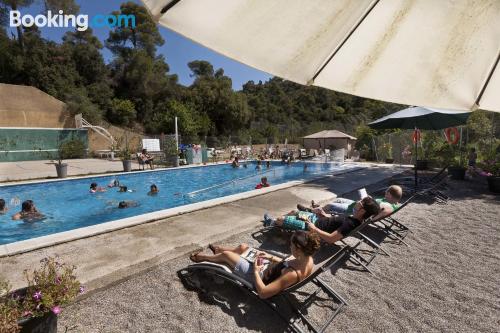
[262, 260, 300, 285]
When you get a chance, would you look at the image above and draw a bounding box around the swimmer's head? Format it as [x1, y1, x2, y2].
[21, 200, 33, 212]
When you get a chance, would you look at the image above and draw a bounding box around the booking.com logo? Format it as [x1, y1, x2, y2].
[10, 10, 136, 32]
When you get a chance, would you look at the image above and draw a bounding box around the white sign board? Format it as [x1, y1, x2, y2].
[142, 139, 161, 152]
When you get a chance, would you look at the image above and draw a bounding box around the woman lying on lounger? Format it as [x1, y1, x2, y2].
[189, 230, 320, 299]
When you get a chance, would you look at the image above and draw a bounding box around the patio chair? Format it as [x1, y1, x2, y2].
[178, 246, 350, 333]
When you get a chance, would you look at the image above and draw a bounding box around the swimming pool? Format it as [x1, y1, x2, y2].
[0, 161, 362, 245]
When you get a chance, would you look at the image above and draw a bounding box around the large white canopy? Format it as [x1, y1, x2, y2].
[141, 0, 500, 112]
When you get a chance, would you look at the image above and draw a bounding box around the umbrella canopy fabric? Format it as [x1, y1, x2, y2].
[141, 0, 500, 112]
[303, 130, 356, 140]
[368, 107, 471, 130]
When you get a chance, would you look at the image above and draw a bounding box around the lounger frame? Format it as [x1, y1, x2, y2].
[178, 247, 349, 333]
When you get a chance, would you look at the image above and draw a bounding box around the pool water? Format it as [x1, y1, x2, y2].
[0, 161, 361, 245]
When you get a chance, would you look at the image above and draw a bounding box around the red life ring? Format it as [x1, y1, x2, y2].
[412, 129, 421, 143]
[445, 127, 460, 145]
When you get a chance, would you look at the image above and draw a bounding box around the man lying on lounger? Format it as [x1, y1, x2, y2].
[299, 185, 402, 221]
[263, 197, 380, 244]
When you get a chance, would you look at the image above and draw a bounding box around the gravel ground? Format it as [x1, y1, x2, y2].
[59, 177, 500, 333]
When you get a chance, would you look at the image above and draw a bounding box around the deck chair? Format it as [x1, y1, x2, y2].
[355, 193, 419, 251]
[389, 167, 450, 203]
[178, 246, 350, 333]
[390, 165, 448, 185]
[252, 216, 381, 275]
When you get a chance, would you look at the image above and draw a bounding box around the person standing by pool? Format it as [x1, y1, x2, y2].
[12, 200, 45, 221]
[90, 183, 106, 193]
[148, 184, 159, 196]
[0, 199, 8, 214]
[468, 148, 478, 168]
[232, 156, 240, 168]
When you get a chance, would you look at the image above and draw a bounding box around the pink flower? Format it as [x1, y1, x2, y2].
[79, 285, 85, 294]
[33, 291, 42, 301]
[54, 276, 62, 284]
[51, 306, 61, 315]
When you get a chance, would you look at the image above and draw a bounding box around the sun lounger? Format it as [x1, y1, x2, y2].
[252, 217, 381, 274]
[178, 246, 349, 333]
[388, 166, 450, 203]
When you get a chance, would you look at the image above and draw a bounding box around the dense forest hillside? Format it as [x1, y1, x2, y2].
[0, 1, 401, 144]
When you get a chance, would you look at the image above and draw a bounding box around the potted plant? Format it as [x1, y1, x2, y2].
[54, 139, 86, 178]
[1, 278, 21, 333]
[379, 142, 394, 164]
[119, 134, 133, 172]
[163, 136, 179, 167]
[447, 145, 468, 180]
[120, 147, 133, 172]
[479, 158, 500, 193]
[0, 257, 84, 333]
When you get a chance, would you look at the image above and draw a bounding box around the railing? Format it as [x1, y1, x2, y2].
[75, 114, 116, 146]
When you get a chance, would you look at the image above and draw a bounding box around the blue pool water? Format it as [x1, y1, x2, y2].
[0, 161, 361, 245]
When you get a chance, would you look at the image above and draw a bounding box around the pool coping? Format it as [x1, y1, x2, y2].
[0, 160, 236, 187]
[0, 163, 373, 257]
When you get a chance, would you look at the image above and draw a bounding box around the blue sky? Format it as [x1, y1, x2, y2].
[7, 0, 272, 90]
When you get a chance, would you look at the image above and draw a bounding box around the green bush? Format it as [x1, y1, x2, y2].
[59, 139, 86, 159]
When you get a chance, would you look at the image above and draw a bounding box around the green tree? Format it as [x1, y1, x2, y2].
[0, 0, 78, 50]
[105, 1, 163, 58]
[66, 89, 102, 124]
[108, 98, 136, 126]
[62, 28, 112, 111]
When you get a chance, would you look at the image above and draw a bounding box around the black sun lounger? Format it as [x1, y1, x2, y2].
[387, 167, 450, 204]
[252, 216, 381, 274]
[178, 247, 349, 333]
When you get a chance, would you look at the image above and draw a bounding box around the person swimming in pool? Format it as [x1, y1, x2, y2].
[12, 200, 45, 221]
[0, 199, 8, 214]
[118, 201, 139, 209]
[108, 178, 120, 188]
[148, 184, 159, 196]
[90, 182, 106, 193]
[118, 186, 133, 193]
